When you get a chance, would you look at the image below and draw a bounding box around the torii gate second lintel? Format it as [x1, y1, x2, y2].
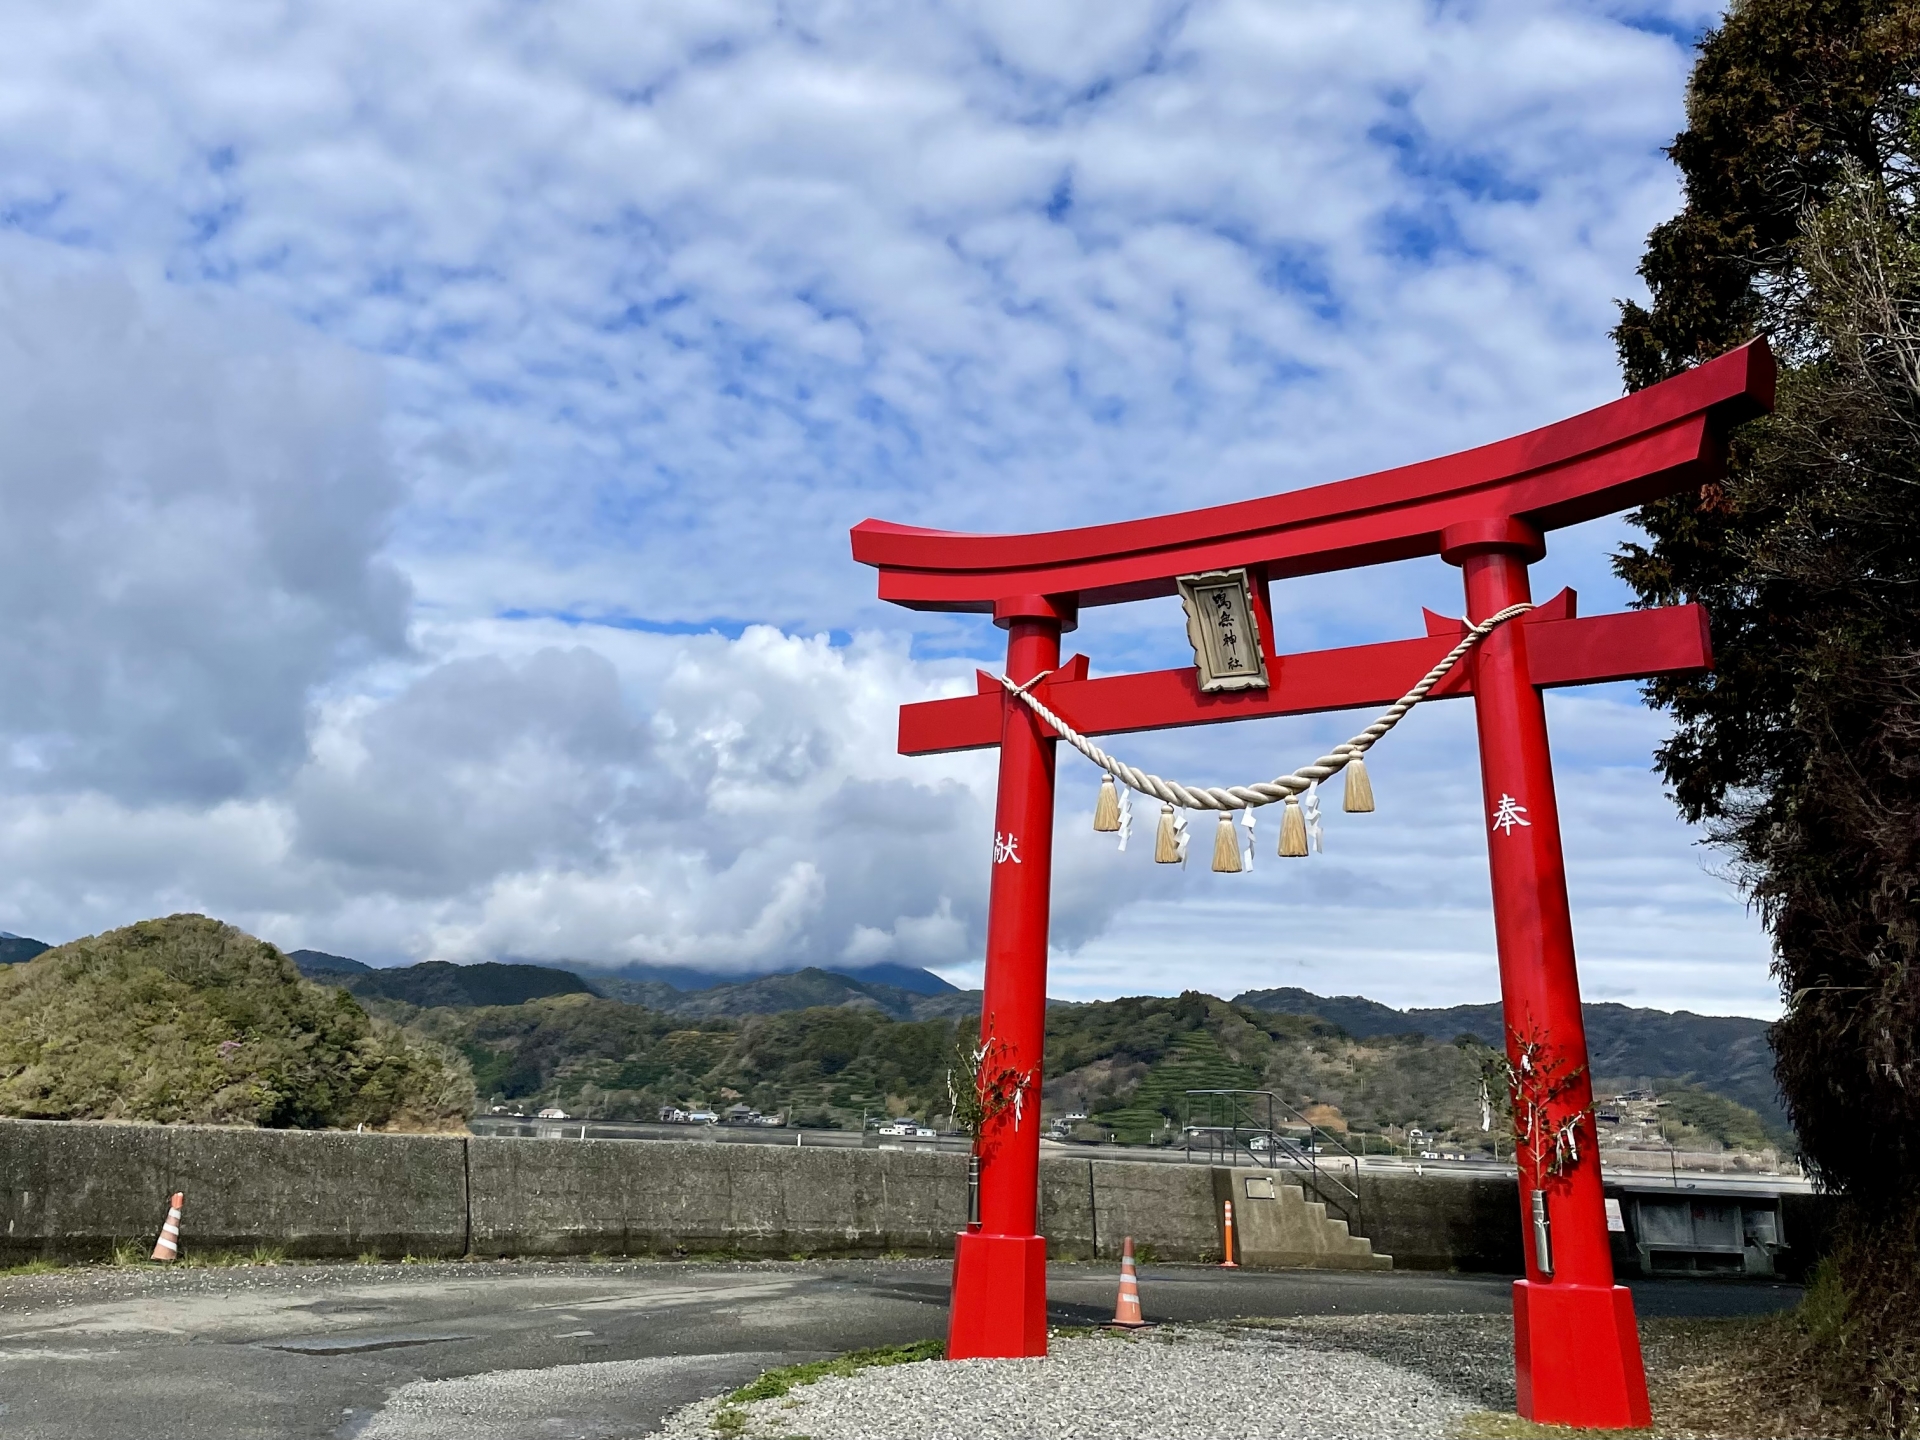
[849, 339, 1775, 1431]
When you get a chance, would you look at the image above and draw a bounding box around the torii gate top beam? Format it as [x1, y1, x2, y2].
[851, 340, 1773, 613]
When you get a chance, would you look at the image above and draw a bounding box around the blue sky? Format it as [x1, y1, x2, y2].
[0, 0, 1774, 1015]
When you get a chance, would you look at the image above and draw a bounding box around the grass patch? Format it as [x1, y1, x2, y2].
[110, 1240, 147, 1267]
[727, 1340, 945, 1405]
[1454, 1415, 1645, 1439]
[171, 1246, 286, 1270]
[1, 1257, 62, 1276]
[356, 1251, 383, 1265]
[1446, 1313, 1865, 1439]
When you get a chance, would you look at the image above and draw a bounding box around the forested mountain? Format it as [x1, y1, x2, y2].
[288, 948, 370, 975]
[1235, 987, 1782, 1128]
[586, 967, 976, 1021]
[0, 916, 472, 1129]
[306, 959, 594, 1009]
[383, 984, 1787, 1155]
[9, 921, 1787, 1153]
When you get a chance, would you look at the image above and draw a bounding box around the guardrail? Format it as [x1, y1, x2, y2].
[1183, 1089, 1366, 1232]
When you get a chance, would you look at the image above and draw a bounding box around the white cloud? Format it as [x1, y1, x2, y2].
[0, 237, 408, 803]
[0, 0, 1781, 1015]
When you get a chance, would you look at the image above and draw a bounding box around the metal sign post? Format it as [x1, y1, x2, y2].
[851, 339, 1775, 1429]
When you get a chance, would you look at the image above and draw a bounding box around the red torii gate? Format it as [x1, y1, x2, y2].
[850, 338, 1774, 1429]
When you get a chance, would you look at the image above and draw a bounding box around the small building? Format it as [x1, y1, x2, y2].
[536, 1106, 570, 1120]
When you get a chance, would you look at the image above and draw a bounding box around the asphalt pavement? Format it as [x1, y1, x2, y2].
[0, 1258, 1803, 1440]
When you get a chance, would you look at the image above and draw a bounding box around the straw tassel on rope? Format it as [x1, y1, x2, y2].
[1278, 795, 1309, 857]
[1211, 812, 1243, 873]
[1093, 773, 1121, 832]
[1343, 755, 1374, 813]
[1153, 804, 1181, 864]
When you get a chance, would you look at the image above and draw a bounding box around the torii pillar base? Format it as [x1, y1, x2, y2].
[1515, 1282, 1651, 1428]
[948, 1232, 1048, 1359]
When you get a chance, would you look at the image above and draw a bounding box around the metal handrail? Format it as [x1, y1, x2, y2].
[1183, 1089, 1365, 1230]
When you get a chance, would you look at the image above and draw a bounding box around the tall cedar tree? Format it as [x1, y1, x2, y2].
[1616, 0, 1920, 1426]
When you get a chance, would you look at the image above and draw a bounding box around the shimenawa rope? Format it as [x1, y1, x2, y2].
[998, 602, 1533, 812]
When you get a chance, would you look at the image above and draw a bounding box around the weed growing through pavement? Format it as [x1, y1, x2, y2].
[355, 1251, 382, 1265]
[181, 1250, 265, 1268]
[726, 1339, 945, 1406]
[110, 1241, 146, 1267]
[0, 1257, 61, 1276]
[707, 1341, 945, 1437]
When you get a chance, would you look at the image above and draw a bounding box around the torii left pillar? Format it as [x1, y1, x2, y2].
[947, 594, 1070, 1359]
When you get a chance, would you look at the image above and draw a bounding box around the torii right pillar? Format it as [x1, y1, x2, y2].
[1446, 516, 1652, 1429]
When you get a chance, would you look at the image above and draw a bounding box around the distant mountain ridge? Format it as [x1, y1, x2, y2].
[552, 958, 960, 998]
[313, 960, 591, 1009]
[0, 934, 50, 964]
[288, 950, 976, 1022]
[287, 948, 370, 974]
[1233, 985, 1782, 1128]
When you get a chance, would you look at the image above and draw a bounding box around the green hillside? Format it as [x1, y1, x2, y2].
[408, 994, 962, 1126]
[1236, 985, 1784, 1128]
[385, 979, 1789, 1157]
[18, 915, 1783, 1152]
[0, 915, 475, 1130]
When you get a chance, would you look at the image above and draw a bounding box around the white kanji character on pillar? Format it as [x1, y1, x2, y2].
[1490, 793, 1531, 835]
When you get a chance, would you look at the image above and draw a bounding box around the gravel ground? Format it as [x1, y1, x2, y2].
[1243, 1314, 1515, 1412]
[356, 1353, 799, 1440]
[652, 1324, 1486, 1440]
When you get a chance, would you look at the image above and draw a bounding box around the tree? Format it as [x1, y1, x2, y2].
[0, 914, 475, 1130]
[1614, 1, 1920, 1427]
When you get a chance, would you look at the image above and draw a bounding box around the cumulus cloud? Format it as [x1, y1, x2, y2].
[0, 0, 1780, 1012]
[285, 625, 997, 970]
[0, 238, 408, 803]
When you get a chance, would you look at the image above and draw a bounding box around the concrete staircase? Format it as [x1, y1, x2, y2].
[1211, 1166, 1391, 1270]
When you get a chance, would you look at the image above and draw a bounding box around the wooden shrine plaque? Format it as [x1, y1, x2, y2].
[1176, 568, 1269, 692]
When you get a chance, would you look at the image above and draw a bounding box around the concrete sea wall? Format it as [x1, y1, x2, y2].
[0, 1119, 1825, 1276]
[0, 1118, 467, 1261]
[0, 1120, 1222, 1264]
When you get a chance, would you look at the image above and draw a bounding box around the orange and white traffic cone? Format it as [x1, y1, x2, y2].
[1109, 1235, 1149, 1329]
[150, 1192, 184, 1262]
[1220, 1198, 1239, 1268]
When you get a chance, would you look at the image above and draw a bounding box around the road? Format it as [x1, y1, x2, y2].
[0, 1259, 1803, 1440]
